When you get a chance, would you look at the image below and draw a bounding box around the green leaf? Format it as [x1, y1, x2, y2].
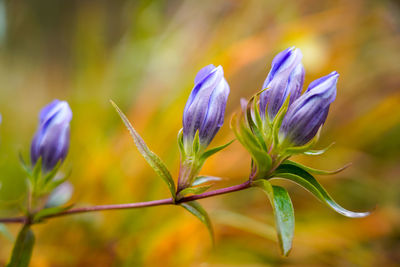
[252, 95, 264, 132]
[192, 130, 200, 154]
[18, 153, 31, 177]
[33, 205, 73, 223]
[111, 100, 176, 199]
[181, 201, 214, 244]
[43, 161, 62, 185]
[272, 96, 290, 148]
[177, 128, 185, 155]
[231, 113, 272, 178]
[272, 164, 370, 218]
[303, 142, 335, 156]
[192, 176, 221, 186]
[253, 180, 295, 256]
[245, 96, 266, 151]
[200, 140, 235, 162]
[0, 223, 14, 241]
[7, 225, 35, 267]
[29, 157, 43, 190]
[239, 123, 272, 175]
[283, 160, 351, 175]
[177, 185, 212, 199]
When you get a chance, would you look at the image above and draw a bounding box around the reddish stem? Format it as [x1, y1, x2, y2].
[0, 180, 252, 223]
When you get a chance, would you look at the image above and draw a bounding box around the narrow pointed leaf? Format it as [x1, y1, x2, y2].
[18, 153, 31, 176]
[303, 142, 335, 156]
[181, 201, 214, 244]
[7, 225, 35, 267]
[43, 161, 62, 185]
[272, 96, 290, 147]
[253, 180, 295, 256]
[193, 130, 200, 154]
[111, 100, 176, 198]
[252, 95, 264, 131]
[283, 160, 351, 175]
[272, 164, 370, 218]
[231, 113, 272, 177]
[177, 128, 185, 155]
[200, 140, 235, 162]
[30, 157, 42, 186]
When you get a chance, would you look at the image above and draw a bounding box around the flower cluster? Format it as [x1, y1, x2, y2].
[232, 47, 338, 178]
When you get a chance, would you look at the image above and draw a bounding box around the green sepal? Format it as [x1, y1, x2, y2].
[177, 128, 185, 156]
[272, 164, 370, 218]
[30, 157, 43, 188]
[199, 139, 235, 162]
[303, 142, 335, 156]
[252, 95, 264, 132]
[33, 204, 74, 223]
[283, 160, 351, 175]
[18, 152, 32, 177]
[181, 201, 214, 244]
[245, 96, 268, 151]
[192, 176, 221, 186]
[111, 100, 176, 199]
[231, 113, 272, 178]
[177, 185, 211, 199]
[253, 179, 295, 256]
[7, 225, 35, 267]
[272, 96, 290, 149]
[42, 161, 62, 186]
[192, 130, 201, 154]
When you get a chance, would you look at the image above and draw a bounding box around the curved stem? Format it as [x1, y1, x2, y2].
[0, 180, 252, 223]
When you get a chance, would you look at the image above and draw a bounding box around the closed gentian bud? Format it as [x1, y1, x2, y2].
[259, 47, 304, 120]
[182, 64, 230, 152]
[280, 71, 338, 146]
[31, 100, 72, 171]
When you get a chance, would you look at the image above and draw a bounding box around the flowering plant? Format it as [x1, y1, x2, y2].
[0, 47, 370, 266]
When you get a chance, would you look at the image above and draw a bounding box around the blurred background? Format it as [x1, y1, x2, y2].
[0, 0, 399, 266]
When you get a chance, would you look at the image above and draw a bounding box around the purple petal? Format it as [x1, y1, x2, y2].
[31, 100, 72, 171]
[199, 78, 230, 145]
[260, 47, 303, 119]
[182, 65, 230, 148]
[280, 72, 338, 146]
[194, 64, 216, 85]
[183, 67, 223, 141]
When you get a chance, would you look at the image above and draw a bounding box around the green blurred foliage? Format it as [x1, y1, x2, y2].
[0, 0, 400, 266]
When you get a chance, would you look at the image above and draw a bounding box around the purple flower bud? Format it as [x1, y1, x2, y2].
[259, 47, 304, 119]
[182, 64, 230, 149]
[280, 71, 338, 146]
[31, 100, 72, 171]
